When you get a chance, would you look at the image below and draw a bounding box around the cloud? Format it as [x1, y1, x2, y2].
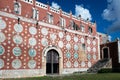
[51, 2, 60, 9]
[102, 0, 120, 33]
[75, 5, 92, 20]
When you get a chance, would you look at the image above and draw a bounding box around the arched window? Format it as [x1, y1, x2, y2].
[14, 2, 21, 14]
[88, 27, 93, 34]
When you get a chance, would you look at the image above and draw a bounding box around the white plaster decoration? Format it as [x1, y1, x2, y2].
[29, 37, 37, 46]
[28, 60, 36, 69]
[28, 48, 36, 57]
[41, 38, 48, 46]
[87, 39, 91, 45]
[0, 59, 4, 69]
[0, 19, 6, 29]
[58, 41, 64, 48]
[66, 61, 71, 68]
[12, 47, 22, 56]
[74, 52, 78, 59]
[81, 37, 85, 43]
[93, 54, 97, 60]
[14, 23, 23, 33]
[81, 61, 86, 67]
[93, 47, 96, 52]
[59, 32, 64, 38]
[87, 54, 91, 60]
[74, 44, 79, 51]
[93, 41, 96, 45]
[87, 47, 91, 52]
[66, 35, 71, 41]
[0, 11, 99, 39]
[12, 59, 22, 69]
[74, 61, 79, 67]
[29, 27, 37, 35]
[66, 43, 71, 50]
[74, 36, 78, 42]
[0, 32, 6, 42]
[41, 28, 48, 36]
[88, 61, 92, 67]
[0, 45, 5, 55]
[66, 52, 71, 58]
[50, 33, 56, 41]
[13, 35, 23, 44]
[0, 11, 98, 39]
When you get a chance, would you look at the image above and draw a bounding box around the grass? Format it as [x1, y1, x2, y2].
[2, 73, 120, 80]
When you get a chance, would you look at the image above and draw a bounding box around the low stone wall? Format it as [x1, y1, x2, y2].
[0, 69, 44, 78]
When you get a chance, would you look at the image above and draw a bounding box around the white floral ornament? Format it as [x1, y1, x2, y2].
[87, 39, 91, 44]
[93, 54, 97, 60]
[29, 27, 37, 35]
[88, 61, 92, 67]
[50, 33, 56, 41]
[28, 48, 36, 57]
[13, 35, 23, 44]
[93, 47, 96, 52]
[14, 23, 23, 33]
[0, 45, 5, 55]
[81, 37, 85, 43]
[93, 41, 96, 45]
[74, 61, 79, 67]
[0, 59, 4, 69]
[74, 44, 79, 51]
[66, 52, 71, 58]
[28, 60, 36, 69]
[74, 36, 78, 42]
[12, 47, 22, 56]
[66, 35, 71, 41]
[0, 19, 6, 29]
[41, 38, 48, 46]
[74, 53, 78, 59]
[41, 28, 48, 36]
[58, 41, 63, 48]
[12, 59, 22, 69]
[0, 32, 6, 42]
[87, 47, 91, 52]
[59, 32, 64, 38]
[66, 61, 71, 68]
[29, 37, 37, 46]
[66, 43, 71, 50]
[81, 61, 86, 67]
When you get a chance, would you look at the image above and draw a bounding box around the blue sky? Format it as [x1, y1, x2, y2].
[37, 0, 120, 41]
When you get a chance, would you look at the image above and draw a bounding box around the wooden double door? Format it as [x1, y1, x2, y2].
[46, 49, 59, 74]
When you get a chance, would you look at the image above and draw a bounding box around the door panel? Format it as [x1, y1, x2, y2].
[46, 49, 59, 74]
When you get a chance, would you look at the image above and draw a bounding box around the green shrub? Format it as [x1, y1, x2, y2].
[98, 68, 112, 73]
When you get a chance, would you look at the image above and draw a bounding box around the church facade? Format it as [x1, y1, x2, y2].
[0, 0, 101, 78]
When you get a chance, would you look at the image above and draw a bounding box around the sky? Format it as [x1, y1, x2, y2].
[37, 0, 120, 41]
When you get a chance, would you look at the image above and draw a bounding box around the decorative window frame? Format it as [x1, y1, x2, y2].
[32, 7, 39, 20]
[14, 1, 21, 15]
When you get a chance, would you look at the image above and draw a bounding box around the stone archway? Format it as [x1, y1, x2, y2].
[42, 45, 63, 75]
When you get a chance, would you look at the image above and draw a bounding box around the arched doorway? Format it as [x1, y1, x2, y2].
[46, 49, 59, 74]
[42, 45, 63, 75]
[102, 47, 110, 59]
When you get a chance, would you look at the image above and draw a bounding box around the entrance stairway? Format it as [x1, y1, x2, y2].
[87, 58, 112, 73]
